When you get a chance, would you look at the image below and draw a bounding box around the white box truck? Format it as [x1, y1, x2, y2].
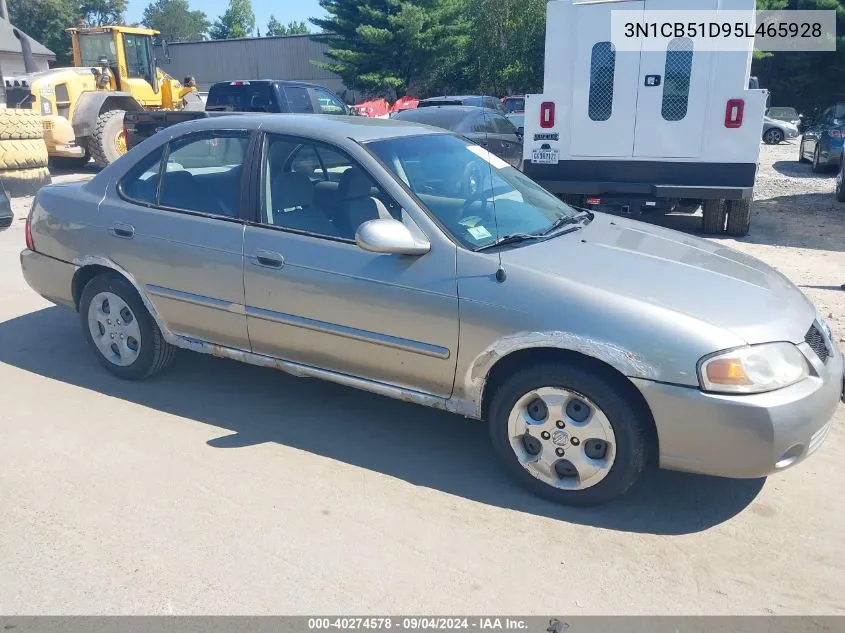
[523, 0, 767, 235]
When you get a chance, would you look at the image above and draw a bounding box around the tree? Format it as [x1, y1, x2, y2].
[79, 0, 128, 26]
[142, 0, 210, 41]
[266, 16, 310, 36]
[311, 0, 467, 98]
[209, 0, 256, 39]
[8, 0, 78, 65]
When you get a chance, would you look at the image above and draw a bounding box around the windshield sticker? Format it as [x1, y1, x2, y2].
[466, 145, 510, 170]
[467, 225, 493, 241]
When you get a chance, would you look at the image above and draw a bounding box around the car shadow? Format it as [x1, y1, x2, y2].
[772, 159, 837, 179]
[0, 306, 765, 536]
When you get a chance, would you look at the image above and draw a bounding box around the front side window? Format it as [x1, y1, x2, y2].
[284, 86, 315, 113]
[77, 33, 117, 67]
[588, 41, 616, 122]
[662, 38, 694, 122]
[159, 132, 249, 217]
[367, 134, 578, 250]
[315, 88, 347, 115]
[123, 34, 153, 81]
[262, 134, 399, 240]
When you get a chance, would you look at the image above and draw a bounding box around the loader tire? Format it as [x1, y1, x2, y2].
[701, 199, 726, 234]
[89, 110, 128, 168]
[0, 139, 49, 170]
[0, 166, 51, 198]
[0, 108, 43, 141]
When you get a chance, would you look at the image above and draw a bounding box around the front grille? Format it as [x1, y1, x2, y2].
[805, 323, 830, 364]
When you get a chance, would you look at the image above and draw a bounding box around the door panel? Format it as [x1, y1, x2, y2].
[633, 0, 717, 158]
[243, 227, 459, 396]
[570, 1, 644, 157]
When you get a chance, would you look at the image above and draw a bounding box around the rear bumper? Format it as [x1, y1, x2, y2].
[633, 342, 843, 479]
[20, 249, 76, 311]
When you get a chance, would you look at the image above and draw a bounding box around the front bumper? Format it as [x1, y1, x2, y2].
[633, 342, 842, 479]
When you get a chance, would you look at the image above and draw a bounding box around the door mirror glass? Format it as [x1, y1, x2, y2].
[516, 126, 524, 138]
[356, 218, 430, 255]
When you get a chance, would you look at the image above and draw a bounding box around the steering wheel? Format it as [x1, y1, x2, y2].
[456, 185, 512, 223]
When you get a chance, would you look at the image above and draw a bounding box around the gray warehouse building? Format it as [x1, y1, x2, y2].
[155, 34, 356, 101]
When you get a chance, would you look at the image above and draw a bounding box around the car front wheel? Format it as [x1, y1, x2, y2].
[763, 128, 784, 145]
[487, 363, 650, 505]
[80, 273, 175, 380]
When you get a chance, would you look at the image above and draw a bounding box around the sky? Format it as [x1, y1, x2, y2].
[125, 0, 325, 33]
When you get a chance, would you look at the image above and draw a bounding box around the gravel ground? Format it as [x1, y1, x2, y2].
[1, 143, 843, 615]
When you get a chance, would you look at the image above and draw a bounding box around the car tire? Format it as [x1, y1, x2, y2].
[701, 199, 726, 234]
[79, 273, 176, 380]
[89, 110, 128, 168]
[725, 198, 752, 236]
[0, 166, 51, 198]
[488, 362, 650, 506]
[812, 145, 827, 173]
[763, 128, 784, 145]
[798, 138, 810, 163]
[835, 160, 845, 203]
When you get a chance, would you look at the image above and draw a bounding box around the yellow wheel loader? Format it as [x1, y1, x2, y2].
[6, 26, 200, 168]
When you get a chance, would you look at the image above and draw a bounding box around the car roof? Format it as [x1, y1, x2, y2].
[401, 105, 498, 114]
[420, 95, 496, 101]
[209, 80, 329, 90]
[167, 113, 449, 143]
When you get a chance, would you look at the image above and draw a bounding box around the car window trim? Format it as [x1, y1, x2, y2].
[116, 128, 253, 223]
[249, 131, 401, 245]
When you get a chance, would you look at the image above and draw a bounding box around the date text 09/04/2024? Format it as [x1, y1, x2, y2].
[308, 618, 531, 630]
[623, 21, 822, 39]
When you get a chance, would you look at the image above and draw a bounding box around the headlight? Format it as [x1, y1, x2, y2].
[698, 343, 809, 394]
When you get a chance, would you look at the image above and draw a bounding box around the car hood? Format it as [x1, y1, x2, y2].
[502, 215, 817, 345]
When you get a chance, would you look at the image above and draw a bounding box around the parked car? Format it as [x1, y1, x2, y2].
[124, 80, 352, 149]
[798, 102, 845, 173]
[20, 115, 842, 506]
[762, 116, 800, 145]
[502, 95, 525, 113]
[0, 187, 11, 231]
[392, 106, 523, 169]
[765, 107, 803, 131]
[418, 95, 507, 113]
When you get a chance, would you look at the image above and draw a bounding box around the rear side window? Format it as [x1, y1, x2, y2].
[284, 86, 315, 113]
[491, 115, 517, 135]
[206, 83, 277, 112]
[119, 146, 164, 205]
[662, 38, 694, 122]
[588, 42, 616, 122]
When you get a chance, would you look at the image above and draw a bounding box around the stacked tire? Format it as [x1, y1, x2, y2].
[0, 108, 51, 198]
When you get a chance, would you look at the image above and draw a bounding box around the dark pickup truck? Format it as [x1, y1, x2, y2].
[124, 80, 353, 149]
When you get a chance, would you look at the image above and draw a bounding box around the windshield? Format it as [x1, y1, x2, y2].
[504, 97, 525, 112]
[366, 134, 577, 250]
[78, 33, 117, 67]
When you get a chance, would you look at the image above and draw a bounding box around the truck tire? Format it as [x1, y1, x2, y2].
[0, 109, 43, 141]
[725, 199, 752, 236]
[89, 110, 128, 168]
[701, 199, 726, 234]
[0, 139, 49, 170]
[0, 166, 51, 198]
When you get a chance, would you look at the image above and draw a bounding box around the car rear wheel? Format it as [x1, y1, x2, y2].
[836, 160, 845, 203]
[763, 128, 784, 145]
[725, 198, 752, 236]
[80, 273, 175, 380]
[488, 363, 649, 505]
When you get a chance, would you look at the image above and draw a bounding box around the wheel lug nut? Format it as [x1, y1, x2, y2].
[107, 319, 111, 324]
[571, 437, 580, 446]
[541, 431, 551, 440]
[110, 334, 114, 339]
[556, 448, 565, 457]
[556, 420, 565, 429]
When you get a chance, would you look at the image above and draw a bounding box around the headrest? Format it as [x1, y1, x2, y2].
[339, 167, 375, 200]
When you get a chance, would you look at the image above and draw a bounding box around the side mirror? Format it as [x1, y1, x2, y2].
[799, 114, 805, 119]
[356, 218, 430, 255]
[516, 127, 524, 138]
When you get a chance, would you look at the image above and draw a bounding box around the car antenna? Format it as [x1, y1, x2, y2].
[479, 92, 505, 283]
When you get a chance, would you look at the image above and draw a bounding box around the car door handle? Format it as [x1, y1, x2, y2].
[252, 250, 285, 269]
[110, 223, 135, 239]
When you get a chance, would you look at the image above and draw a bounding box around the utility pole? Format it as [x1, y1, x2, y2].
[0, 0, 8, 22]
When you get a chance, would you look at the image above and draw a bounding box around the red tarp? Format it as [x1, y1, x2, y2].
[352, 98, 391, 118]
[390, 97, 420, 113]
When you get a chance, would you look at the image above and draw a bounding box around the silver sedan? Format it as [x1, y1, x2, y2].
[20, 114, 843, 505]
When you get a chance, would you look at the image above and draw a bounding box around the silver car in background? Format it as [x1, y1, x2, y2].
[20, 115, 843, 505]
[763, 116, 800, 145]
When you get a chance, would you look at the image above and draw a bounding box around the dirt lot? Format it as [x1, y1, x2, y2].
[0, 143, 843, 615]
